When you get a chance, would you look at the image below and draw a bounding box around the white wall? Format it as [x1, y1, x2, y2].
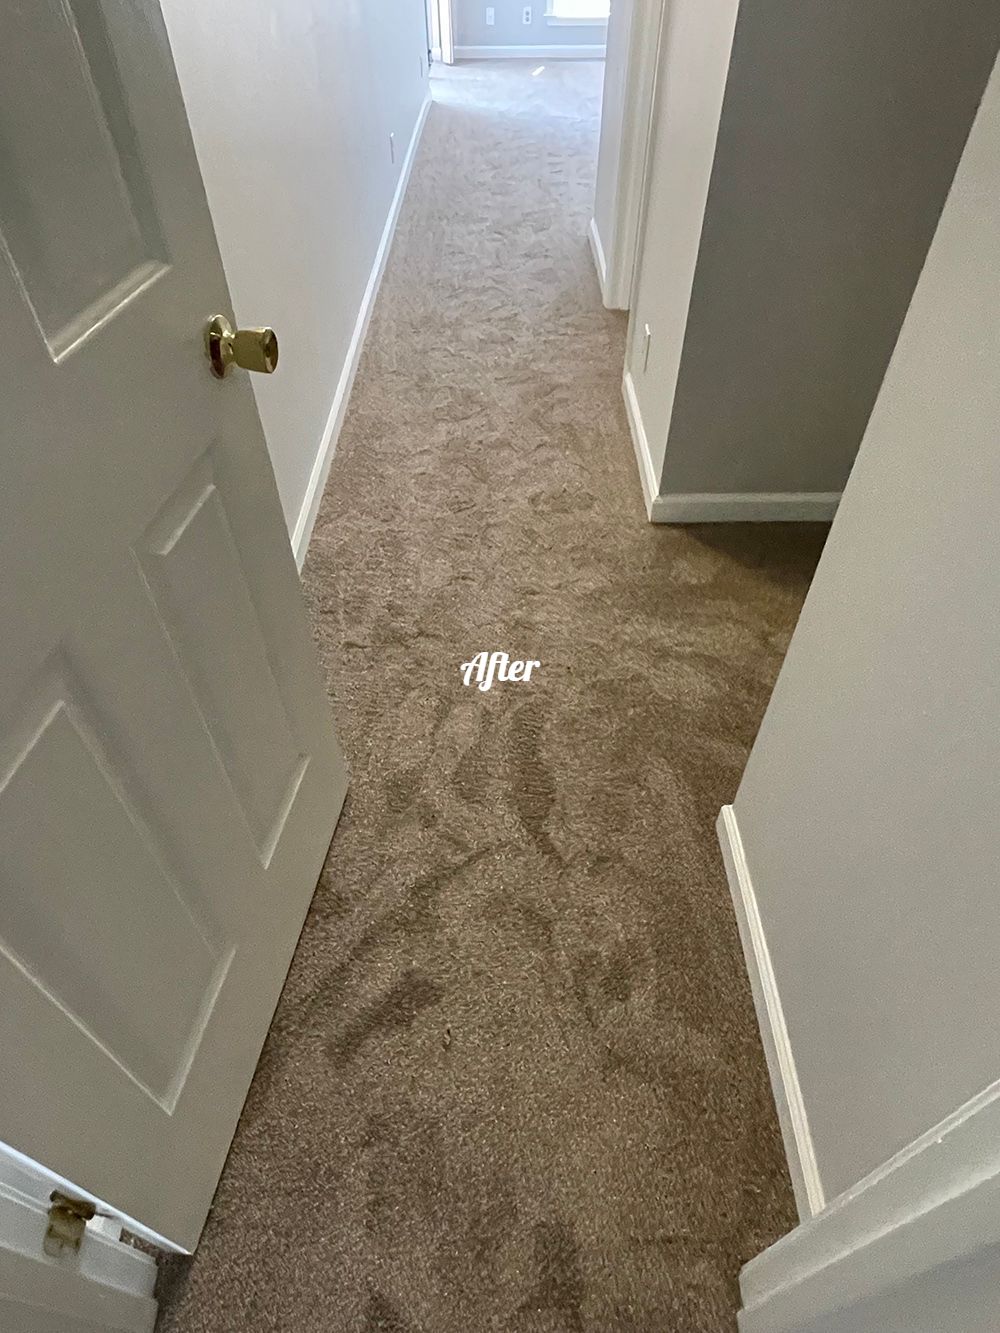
[725, 43, 1000, 1209]
[625, 0, 1000, 518]
[160, 0, 430, 554]
[454, 0, 606, 52]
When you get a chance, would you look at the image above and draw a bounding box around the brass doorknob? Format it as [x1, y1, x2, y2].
[205, 314, 279, 378]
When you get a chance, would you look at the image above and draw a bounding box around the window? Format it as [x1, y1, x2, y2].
[545, 0, 611, 24]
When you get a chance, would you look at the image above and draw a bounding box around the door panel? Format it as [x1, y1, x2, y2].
[0, 0, 169, 359]
[138, 454, 308, 864]
[0, 0, 348, 1251]
[0, 683, 228, 1111]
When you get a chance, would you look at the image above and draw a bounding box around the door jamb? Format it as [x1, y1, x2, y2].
[436, 0, 456, 65]
[597, 0, 668, 310]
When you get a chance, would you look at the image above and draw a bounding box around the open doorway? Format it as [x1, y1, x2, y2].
[428, 0, 609, 64]
[427, 0, 455, 64]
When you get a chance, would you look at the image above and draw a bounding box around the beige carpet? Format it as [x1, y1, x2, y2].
[156, 60, 825, 1332]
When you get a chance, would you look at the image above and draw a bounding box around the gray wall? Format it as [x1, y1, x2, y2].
[454, 0, 606, 48]
[731, 50, 1000, 1201]
[628, 0, 1000, 499]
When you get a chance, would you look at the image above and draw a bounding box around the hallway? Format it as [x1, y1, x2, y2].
[157, 61, 824, 1331]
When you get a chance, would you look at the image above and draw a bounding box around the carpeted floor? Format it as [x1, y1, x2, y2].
[156, 60, 826, 1332]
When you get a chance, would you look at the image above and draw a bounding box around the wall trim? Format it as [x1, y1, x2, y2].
[717, 806, 824, 1221]
[454, 44, 606, 59]
[651, 491, 841, 523]
[291, 94, 432, 568]
[621, 370, 659, 519]
[587, 217, 609, 302]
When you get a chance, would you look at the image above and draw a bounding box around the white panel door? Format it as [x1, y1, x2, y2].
[0, 0, 348, 1252]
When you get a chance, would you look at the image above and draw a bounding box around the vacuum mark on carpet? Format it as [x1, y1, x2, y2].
[509, 704, 559, 862]
[517, 1218, 585, 1332]
[364, 1290, 418, 1333]
[326, 970, 444, 1068]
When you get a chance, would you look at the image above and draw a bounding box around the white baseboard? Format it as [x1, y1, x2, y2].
[454, 44, 606, 60]
[717, 806, 824, 1221]
[587, 217, 609, 303]
[652, 492, 841, 523]
[621, 371, 660, 519]
[291, 94, 432, 568]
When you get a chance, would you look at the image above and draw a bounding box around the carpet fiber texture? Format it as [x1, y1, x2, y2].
[156, 60, 826, 1332]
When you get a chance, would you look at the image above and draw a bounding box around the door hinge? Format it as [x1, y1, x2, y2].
[44, 1191, 97, 1257]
